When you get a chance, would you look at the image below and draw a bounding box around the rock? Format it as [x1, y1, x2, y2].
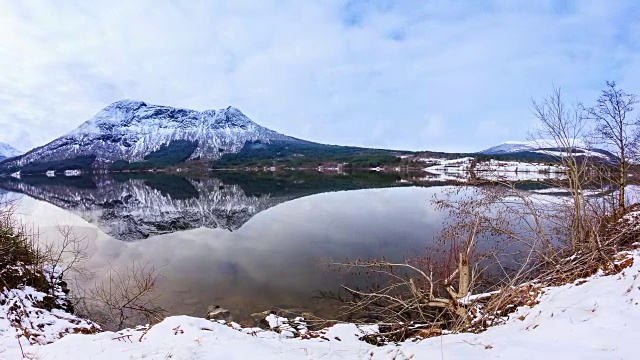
[251, 311, 273, 329]
[248, 310, 311, 337]
[206, 305, 231, 322]
[251, 310, 271, 321]
[250, 308, 317, 330]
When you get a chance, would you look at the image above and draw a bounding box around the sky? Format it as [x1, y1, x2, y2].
[0, 0, 639, 153]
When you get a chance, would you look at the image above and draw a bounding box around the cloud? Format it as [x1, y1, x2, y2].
[1, 0, 640, 153]
[476, 119, 509, 139]
[423, 114, 446, 138]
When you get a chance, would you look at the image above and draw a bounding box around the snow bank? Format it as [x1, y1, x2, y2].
[0, 266, 98, 358]
[2, 250, 638, 359]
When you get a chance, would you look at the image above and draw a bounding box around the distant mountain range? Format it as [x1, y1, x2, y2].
[479, 141, 618, 163]
[0, 142, 21, 161]
[0, 100, 619, 175]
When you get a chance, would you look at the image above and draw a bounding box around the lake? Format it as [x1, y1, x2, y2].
[0, 171, 551, 326]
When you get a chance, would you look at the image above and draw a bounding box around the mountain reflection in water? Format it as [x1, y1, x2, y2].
[0, 172, 413, 240]
[0, 171, 576, 325]
[2, 172, 451, 324]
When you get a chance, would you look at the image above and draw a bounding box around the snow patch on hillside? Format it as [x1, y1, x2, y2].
[480, 139, 587, 154]
[536, 148, 611, 159]
[422, 158, 565, 181]
[0, 142, 21, 160]
[0, 265, 98, 355]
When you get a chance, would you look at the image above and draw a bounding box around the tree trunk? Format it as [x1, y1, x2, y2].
[619, 157, 626, 211]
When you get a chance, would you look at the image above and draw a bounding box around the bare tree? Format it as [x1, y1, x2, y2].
[530, 86, 596, 251]
[325, 84, 639, 342]
[585, 81, 640, 211]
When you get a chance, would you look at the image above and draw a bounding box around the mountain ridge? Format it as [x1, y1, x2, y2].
[1, 100, 417, 174]
[0, 99, 302, 173]
[1, 99, 620, 175]
[479, 140, 618, 162]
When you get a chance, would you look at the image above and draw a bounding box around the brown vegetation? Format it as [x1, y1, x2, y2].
[330, 82, 640, 343]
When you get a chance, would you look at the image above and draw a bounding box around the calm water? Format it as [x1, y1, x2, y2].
[0, 172, 507, 324]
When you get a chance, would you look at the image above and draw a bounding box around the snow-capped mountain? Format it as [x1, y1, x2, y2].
[1, 100, 300, 170]
[479, 141, 540, 154]
[479, 140, 588, 154]
[479, 140, 618, 162]
[0, 142, 21, 160]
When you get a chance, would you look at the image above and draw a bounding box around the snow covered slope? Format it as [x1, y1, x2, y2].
[480, 141, 540, 154]
[2, 249, 638, 359]
[480, 140, 618, 162]
[1, 100, 300, 169]
[0, 141, 21, 160]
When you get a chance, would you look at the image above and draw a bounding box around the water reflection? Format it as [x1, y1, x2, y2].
[0, 172, 410, 240]
[1, 172, 451, 323]
[1, 172, 619, 324]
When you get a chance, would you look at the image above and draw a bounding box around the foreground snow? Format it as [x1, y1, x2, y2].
[2, 249, 638, 359]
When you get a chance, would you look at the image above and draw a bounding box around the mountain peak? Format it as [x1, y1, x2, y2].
[224, 105, 242, 113]
[103, 99, 147, 111]
[0, 100, 291, 171]
[479, 141, 536, 154]
[0, 142, 22, 160]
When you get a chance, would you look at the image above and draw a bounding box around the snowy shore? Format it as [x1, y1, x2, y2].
[2, 249, 638, 359]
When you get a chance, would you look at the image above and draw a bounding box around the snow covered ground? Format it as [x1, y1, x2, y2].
[422, 157, 475, 171]
[474, 159, 562, 173]
[2, 249, 638, 359]
[474, 159, 565, 181]
[421, 158, 565, 182]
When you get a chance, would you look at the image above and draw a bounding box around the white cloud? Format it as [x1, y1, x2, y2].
[0, 0, 639, 152]
[476, 119, 509, 139]
[423, 114, 446, 137]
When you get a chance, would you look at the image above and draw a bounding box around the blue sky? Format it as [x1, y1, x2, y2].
[1, 0, 639, 152]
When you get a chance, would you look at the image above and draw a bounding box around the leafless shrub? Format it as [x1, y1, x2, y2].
[536, 204, 640, 285]
[328, 219, 481, 341]
[1, 196, 165, 332]
[73, 261, 166, 330]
